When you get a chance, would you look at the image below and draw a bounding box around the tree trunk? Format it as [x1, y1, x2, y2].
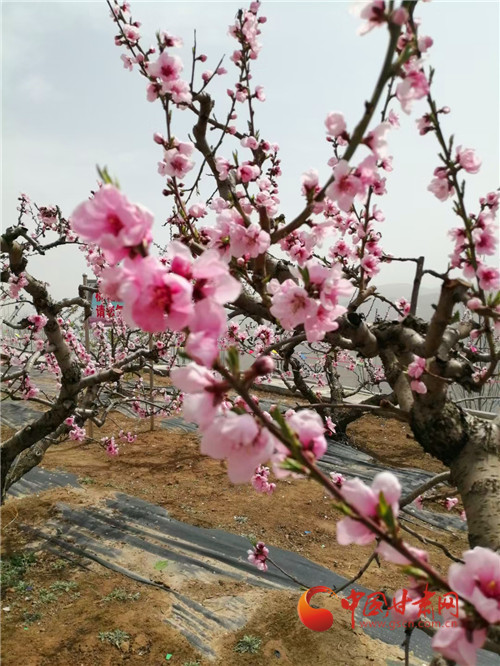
[410, 401, 500, 551]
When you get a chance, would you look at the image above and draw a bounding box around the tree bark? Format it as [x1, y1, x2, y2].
[410, 400, 500, 551]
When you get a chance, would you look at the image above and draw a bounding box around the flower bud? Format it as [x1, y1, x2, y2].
[253, 356, 275, 376]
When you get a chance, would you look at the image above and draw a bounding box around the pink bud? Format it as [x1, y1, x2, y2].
[153, 132, 164, 144]
[198, 54, 207, 62]
[253, 356, 275, 376]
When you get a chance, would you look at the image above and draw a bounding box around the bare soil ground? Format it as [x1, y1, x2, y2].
[1, 411, 464, 665]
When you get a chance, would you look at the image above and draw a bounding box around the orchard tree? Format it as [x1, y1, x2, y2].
[1, 196, 182, 495]
[8, 0, 500, 662]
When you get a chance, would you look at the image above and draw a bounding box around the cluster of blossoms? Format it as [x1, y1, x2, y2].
[110, 1, 192, 108]
[170, 360, 328, 483]
[228, 1, 265, 70]
[392, 547, 500, 666]
[71, 188, 241, 368]
[65, 417, 86, 442]
[157, 139, 195, 181]
[335, 471, 499, 665]
[63, 6, 500, 666]
[414, 494, 466, 521]
[449, 192, 500, 294]
[247, 541, 269, 572]
[119, 430, 137, 443]
[329, 471, 346, 487]
[102, 436, 119, 457]
[8, 273, 28, 298]
[407, 355, 427, 394]
[268, 260, 353, 343]
[251, 465, 276, 494]
[428, 146, 482, 203]
[201, 201, 271, 261]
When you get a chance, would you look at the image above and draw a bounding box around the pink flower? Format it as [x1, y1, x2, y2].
[445, 497, 459, 511]
[252, 465, 276, 494]
[396, 298, 411, 317]
[120, 54, 134, 71]
[230, 223, 270, 258]
[408, 356, 426, 379]
[247, 541, 269, 571]
[269, 280, 316, 330]
[410, 379, 427, 394]
[388, 109, 400, 128]
[105, 437, 119, 457]
[201, 412, 275, 482]
[325, 112, 346, 137]
[337, 472, 401, 546]
[325, 417, 337, 435]
[121, 255, 193, 333]
[147, 52, 183, 83]
[477, 264, 500, 291]
[237, 162, 261, 183]
[330, 472, 346, 487]
[414, 495, 424, 510]
[70, 185, 154, 264]
[428, 177, 455, 201]
[377, 541, 428, 566]
[123, 24, 140, 44]
[432, 612, 487, 666]
[241, 136, 259, 150]
[28, 314, 48, 331]
[325, 160, 365, 212]
[456, 146, 481, 174]
[171, 362, 224, 427]
[391, 7, 408, 26]
[364, 122, 391, 159]
[389, 588, 422, 623]
[357, 1, 386, 35]
[416, 114, 433, 135]
[191, 249, 241, 305]
[166, 79, 192, 106]
[215, 157, 231, 180]
[361, 254, 380, 277]
[396, 66, 430, 114]
[69, 425, 86, 442]
[304, 304, 342, 342]
[301, 169, 320, 195]
[162, 144, 195, 179]
[255, 85, 266, 101]
[448, 547, 500, 623]
[472, 226, 497, 256]
[286, 410, 327, 460]
[188, 203, 207, 219]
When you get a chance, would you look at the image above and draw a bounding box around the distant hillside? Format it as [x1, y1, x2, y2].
[358, 283, 441, 321]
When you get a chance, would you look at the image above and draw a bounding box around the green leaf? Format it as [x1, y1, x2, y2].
[279, 457, 305, 473]
[401, 565, 428, 580]
[335, 502, 354, 517]
[270, 406, 287, 429]
[226, 346, 240, 374]
[154, 560, 169, 571]
[376, 492, 397, 533]
[299, 265, 310, 286]
[96, 165, 120, 188]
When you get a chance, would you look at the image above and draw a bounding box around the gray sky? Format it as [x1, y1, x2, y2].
[2, 1, 499, 301]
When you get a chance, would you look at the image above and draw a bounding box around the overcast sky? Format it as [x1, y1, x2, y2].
[2, 0, 499, 302]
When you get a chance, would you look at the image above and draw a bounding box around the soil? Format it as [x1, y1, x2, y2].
[347, 415, 447, 475]
[1, 410, 465, 665]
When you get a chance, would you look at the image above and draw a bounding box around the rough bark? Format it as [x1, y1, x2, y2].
[410, 400, 500, 551]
